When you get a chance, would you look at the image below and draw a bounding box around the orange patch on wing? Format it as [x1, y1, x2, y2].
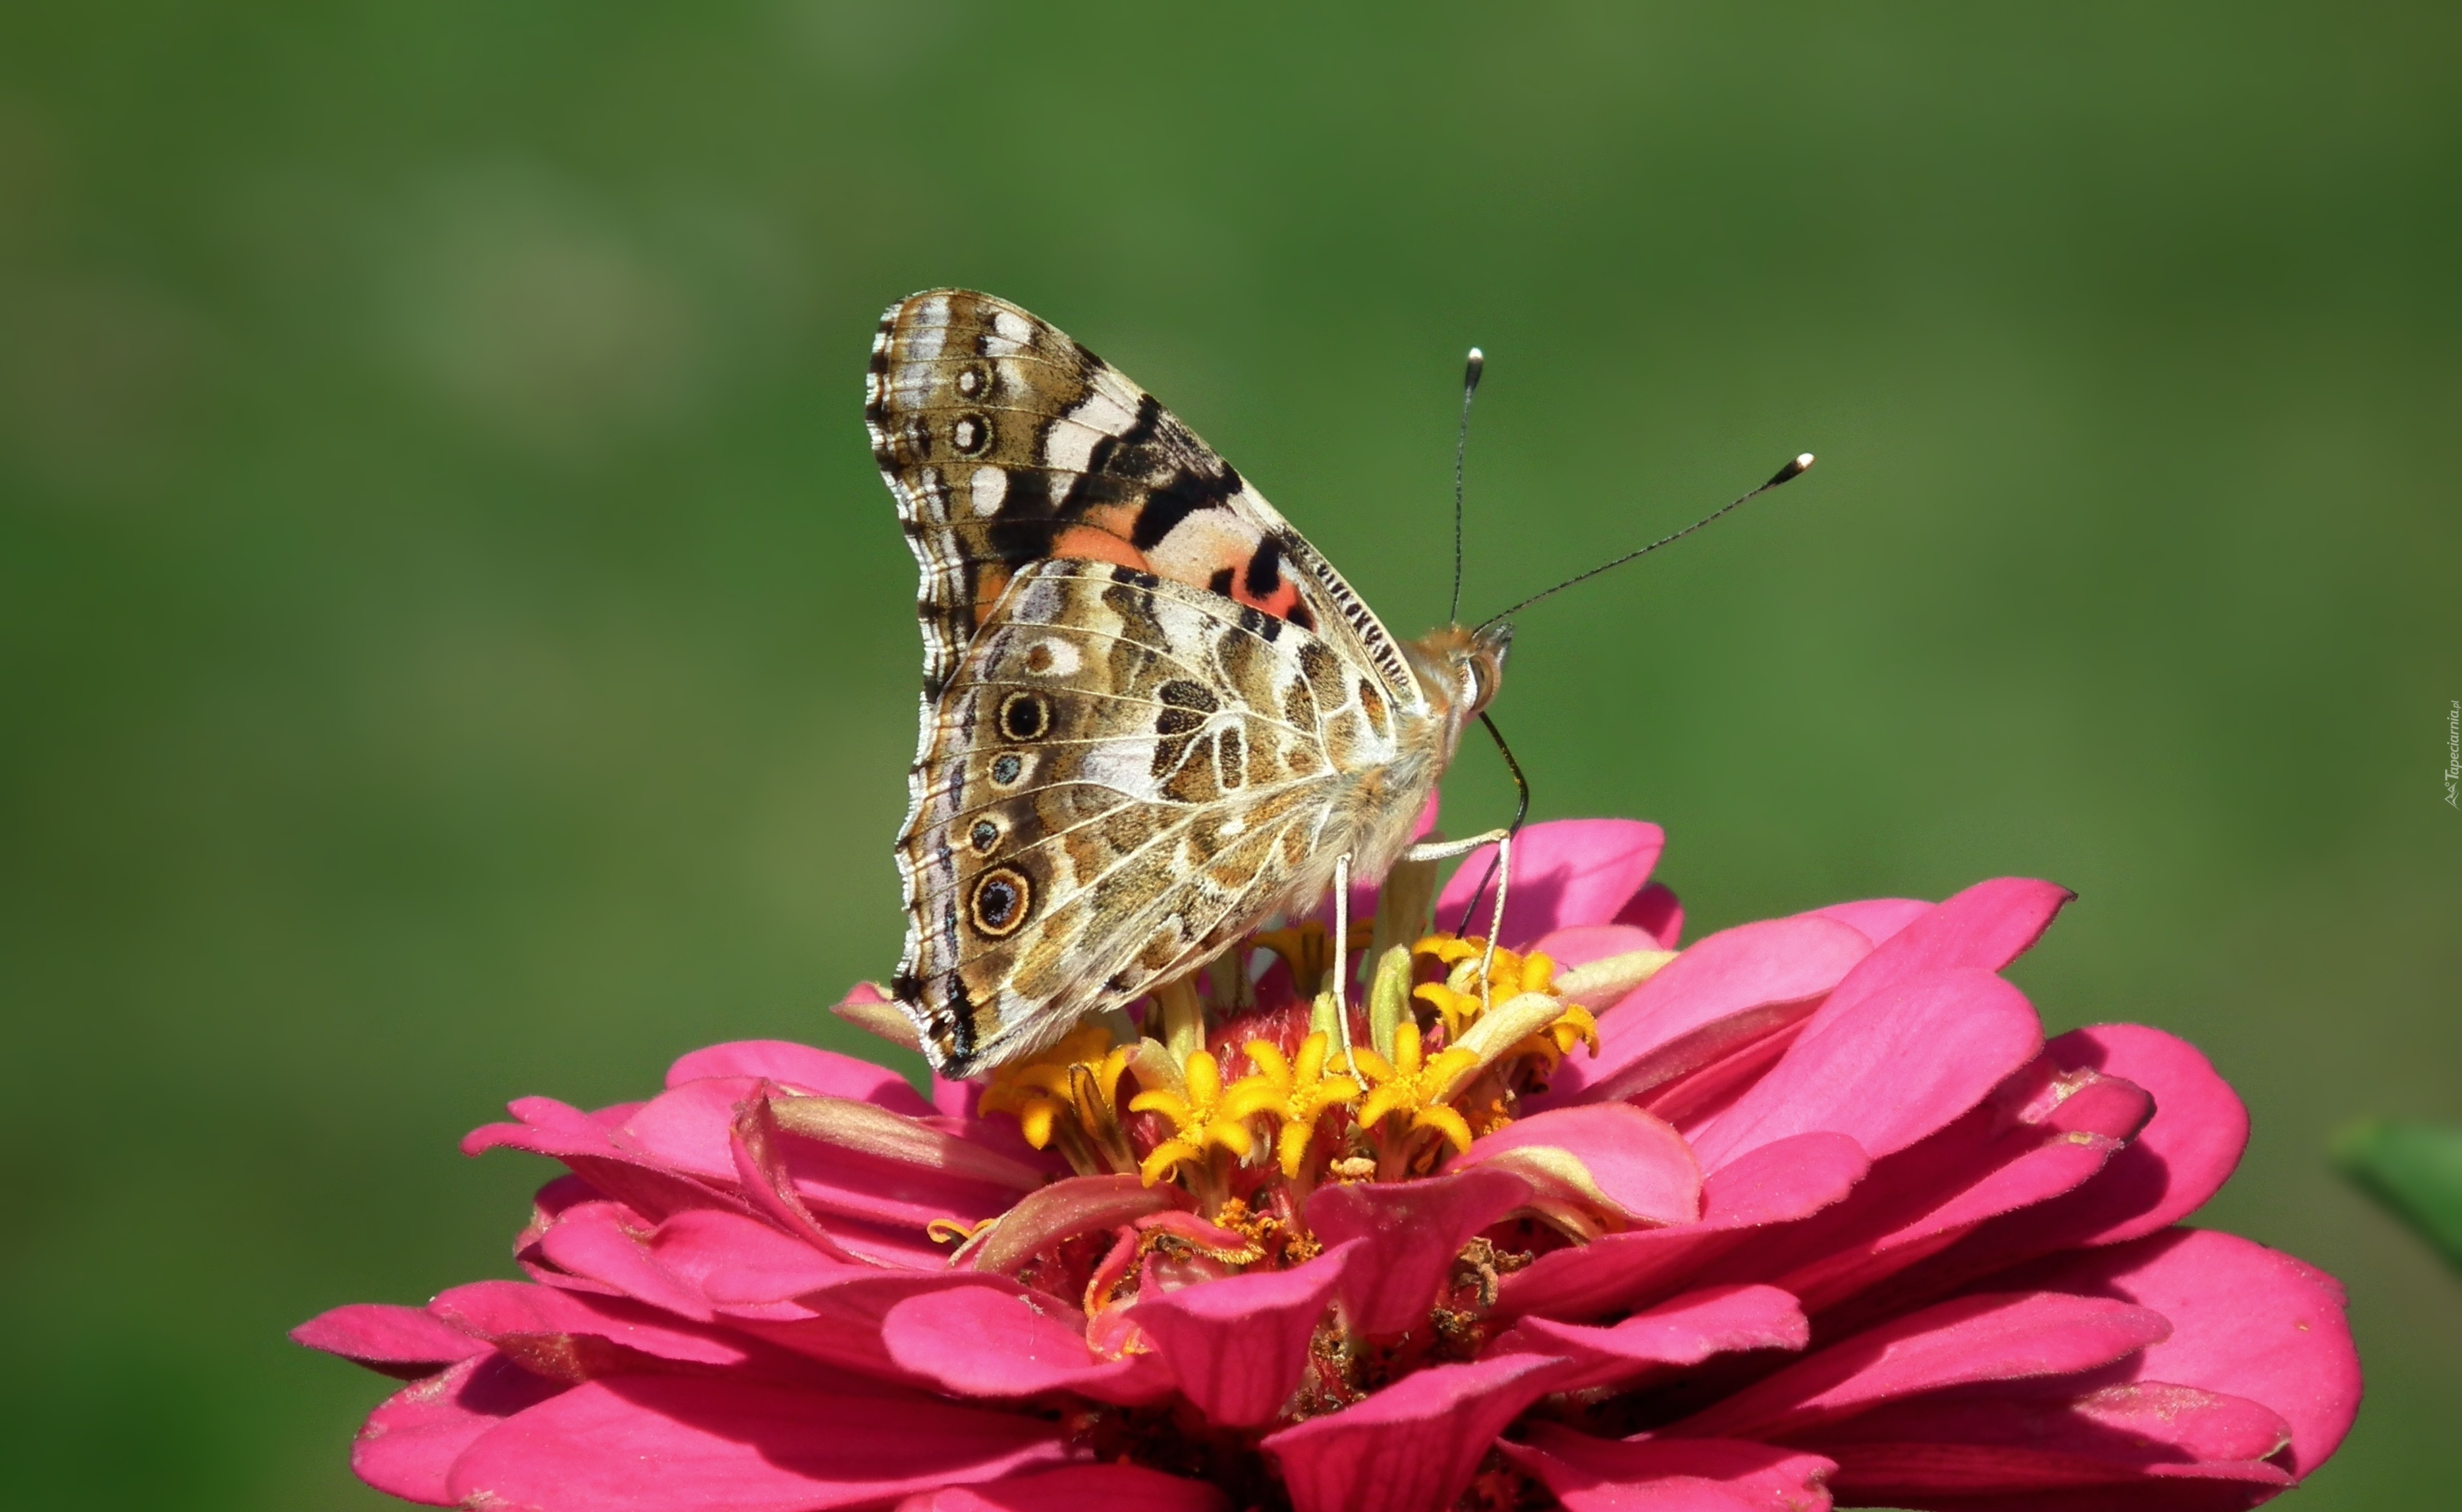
[1233, 576, 1305, 622]
[970, 564, 1015, 626]
[1051, 526, 1153, 572]
[1078, 505, 1146, 539]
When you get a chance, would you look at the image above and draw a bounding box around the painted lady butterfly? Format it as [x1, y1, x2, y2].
[867, 291, 1513, 1078]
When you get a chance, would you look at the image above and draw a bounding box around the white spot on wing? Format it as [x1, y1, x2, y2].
[970, 466, 1008, 517]
[1078, 740, 1161, 799]
[1145, 511, 1268, 591]
[1023, 637, 1080, 676]
[1073, 387, 1139, 433]
[983, 309, 1035, 358]
[908, 298, 950, 360]
[1043, 417, 1106, 474]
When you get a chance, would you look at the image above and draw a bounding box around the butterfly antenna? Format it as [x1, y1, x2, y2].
[1448, 347, 1486, 625]
[1475, 453, 1815, 631]
[1454, 712, 1531, 934]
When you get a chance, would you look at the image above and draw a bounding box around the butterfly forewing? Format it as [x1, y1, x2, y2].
[864, 289, 1418, 704]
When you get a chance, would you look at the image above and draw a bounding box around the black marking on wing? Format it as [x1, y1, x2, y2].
[1245, 537, 1284, 598]
[1127, 463, 1243, 551]
[940, 972, 979, 1066]
[1068, 391, 1164, 511]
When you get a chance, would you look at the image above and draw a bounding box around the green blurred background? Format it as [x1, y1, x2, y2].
[2, 3, 2454, 1507]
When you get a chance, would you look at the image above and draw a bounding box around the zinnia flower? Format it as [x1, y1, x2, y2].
[296, 818, 2360, 1511]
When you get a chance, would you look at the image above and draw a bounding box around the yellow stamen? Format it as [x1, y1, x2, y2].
[925, 1215, 999, 1245]
[979, 1025, 1119, 1150]
[1128, 1050, 1278, 1185]
[1413, 980, 1485, 1039]
[1354, 1021, 1480, 1156]
[1242, 1031, 1366, 1178]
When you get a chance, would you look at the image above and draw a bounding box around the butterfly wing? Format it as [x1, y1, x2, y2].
[864, 289, 1420, 707]
[892, 559, 1423, 1077]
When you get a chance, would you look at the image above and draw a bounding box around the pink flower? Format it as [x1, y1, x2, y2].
[297, 818, 2359, 1511]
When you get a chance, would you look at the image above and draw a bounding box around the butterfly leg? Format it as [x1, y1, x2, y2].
[1400, 828, 1515, 1013]
[1331, 851, 1358, 1075]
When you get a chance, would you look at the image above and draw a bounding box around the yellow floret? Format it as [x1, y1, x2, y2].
[1128, 1050, 1276, 1185]
[1241, 1031, 1365, 1177]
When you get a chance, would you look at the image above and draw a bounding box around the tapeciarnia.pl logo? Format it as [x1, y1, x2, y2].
[2446, 700, 2459, 809]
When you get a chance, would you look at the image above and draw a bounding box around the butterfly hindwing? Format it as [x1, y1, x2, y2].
[893, 559, 1410, 1075]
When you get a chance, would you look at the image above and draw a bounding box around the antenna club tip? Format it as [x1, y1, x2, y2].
[1462, 347, 1486, 387]
[1766, 452, 1814, 487]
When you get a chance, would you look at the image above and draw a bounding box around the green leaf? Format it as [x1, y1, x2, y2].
[2332, 1119, 2462, 1272]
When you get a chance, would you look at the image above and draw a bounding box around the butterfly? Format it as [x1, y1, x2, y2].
[867, 290, 1512, 1079]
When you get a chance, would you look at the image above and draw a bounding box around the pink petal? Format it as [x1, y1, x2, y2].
[535, 1201, 720, 1320]
[1821, 1448, 2289, 1511]
[294, 1303, 489, 1378]
[771, 1108, 1043, 1232]
[427, 1279, 758, 1370]
[896, 1464, 1230, 1512]
[1802, 878, 2071, 1039]
[1616, 880, 1685, 947]
[649, 1208, 864, 1311]
[1806, 1378, 2293, 1474]
[352, 1352, 565, 1505]
[1805, 898, 1931, 946]
[1495, 1132, 1869, 1323]
[1530, 923, 1671, 968]
[1980, 1026, 2251, 1251]
[614, 1076, 773, 1185]
[1436, 818, 1665, 947]
[1132, 1240, 1362, 1426]
[1543, 915, 1873, 1110]
[1718, 1059, 2152, 1316]
[667, 1038, 935, 1115]
[1502, 1430, 1838, 1512]
[445, 1375, 1067, 1511]
[737, 1271, 1031, 1384]
[466, 1096, 748, 1224]
[1263, 1353, 1566, 1512]
[727, 1091, 867, 1263]
[1809, 1028, 2252, 1327]
[1668, 1290, 2171, 1442]
[1456, 1104, 1701, 1227]
[1487, 1284, 1809, 1391]
[2016, 1228, 2360, 1478]
[966, 1174, 1180, 1276]
[1689, 968, 2044, 1172]
[881, 1286, 1174, 1405]
[1305, 1167, 1531, 1335]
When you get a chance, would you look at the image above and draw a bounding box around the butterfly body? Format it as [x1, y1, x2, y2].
[866, 290, 1508, 1077]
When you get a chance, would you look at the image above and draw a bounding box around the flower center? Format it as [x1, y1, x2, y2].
[977, 924, 1656, 1216]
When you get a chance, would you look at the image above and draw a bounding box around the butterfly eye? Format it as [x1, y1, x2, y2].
[998, 692, 1051, 742]
[968, 867, 1033, 938]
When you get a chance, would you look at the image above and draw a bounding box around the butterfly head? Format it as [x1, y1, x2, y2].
[1408, 620, 1512, 732]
